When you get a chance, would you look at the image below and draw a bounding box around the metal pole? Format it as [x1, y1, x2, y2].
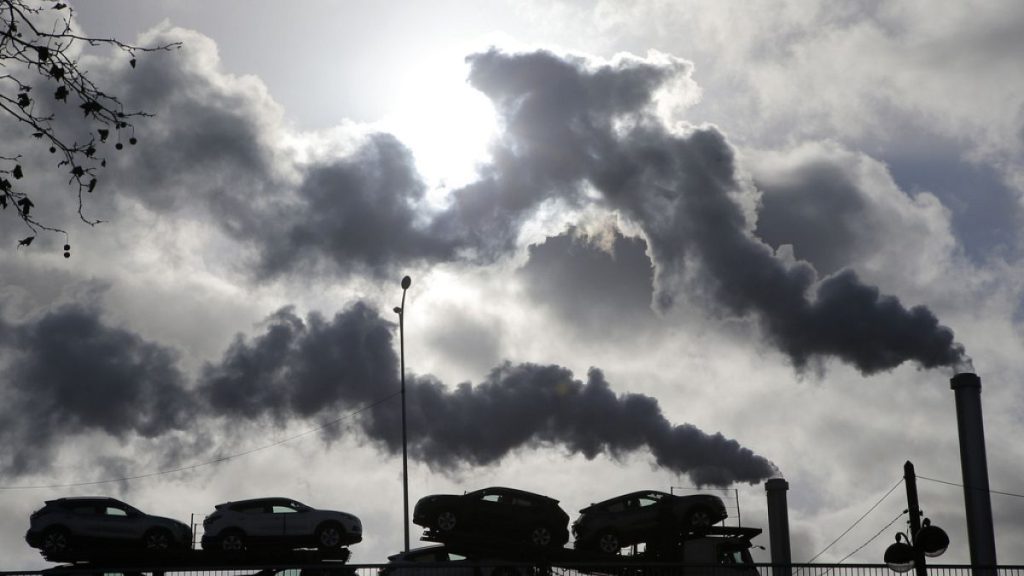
[398, 276, 412, 552]
[735, 488, 741, 528]
[904, 461, 927, 576]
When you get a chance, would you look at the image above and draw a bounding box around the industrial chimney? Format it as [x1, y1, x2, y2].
[766, 478, 792, 576]
[950, 372, 997, 570]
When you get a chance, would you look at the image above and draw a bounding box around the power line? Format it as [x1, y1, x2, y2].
[0, 391, 401, 491]
[833, 510, 907, 565]
[917, 474, 1024, 499]
[799, 477, 904, 567]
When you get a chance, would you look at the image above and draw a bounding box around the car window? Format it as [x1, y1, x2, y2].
[105, 506, 128, 517]
[71, 505, 98, 515]
[448, 553, 466, 561]
[604, 502, 626, 513]
[510, 498, 534, 507]
[272, 505, 298, 513]
[638, 497, 659, 508]
[481, 494, 502, 503]
[238, 504, 266, 514]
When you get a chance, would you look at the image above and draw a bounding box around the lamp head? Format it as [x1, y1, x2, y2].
[916, 519, 949, 558]
[401, 276, 412, 290]
[884, 533, 915, 573]
[393, 307, 402, 315]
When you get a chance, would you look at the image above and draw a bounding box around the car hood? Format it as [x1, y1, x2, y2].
[151, 515, 190, 529]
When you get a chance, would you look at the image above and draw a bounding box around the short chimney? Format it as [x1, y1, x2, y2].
[950, 372, 997, 570]
[766, 478, 792, 576]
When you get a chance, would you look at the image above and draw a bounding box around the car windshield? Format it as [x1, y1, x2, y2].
[638, 496, 660, 507]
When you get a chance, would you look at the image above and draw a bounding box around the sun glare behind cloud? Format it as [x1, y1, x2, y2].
[375, 51, 499, 205]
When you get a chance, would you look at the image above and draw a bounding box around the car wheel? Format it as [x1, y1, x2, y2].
[685, 506, 713, 530]
[597, 530, 621, 555]
[143, 527, 175, 550]
[529, 525, 553, 548]
[316, 522, 346, 550]
[42, 526, 71, 554]
[219, 529, 246, 552]
[436, 510, 458, 532]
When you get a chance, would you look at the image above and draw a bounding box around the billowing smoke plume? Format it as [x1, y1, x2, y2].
[0, 305, 195, 476]
[448, 49, 969, 374]
[0, 300, 774, 485]
[198, 302, 775, 486]
[93, 30, 968, 374]
[379, 365, 775, 486]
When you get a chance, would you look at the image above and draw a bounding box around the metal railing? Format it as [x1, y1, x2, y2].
[3, 564, 1024, 576]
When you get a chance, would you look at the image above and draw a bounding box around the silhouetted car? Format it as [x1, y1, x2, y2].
[201, 497, 362, 552]
[572, 490, 727, 554]
[25, 497, 191, 558]
[413, 487, 569, 548]
[379, 545, 476, 576]
[380, 545, 545, 576]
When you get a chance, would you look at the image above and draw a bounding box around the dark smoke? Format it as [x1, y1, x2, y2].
[90, 34, 968, 373]
[0, 299, 775, 485]
[198, 302, 776, 486]
[448, 48, 970, 374]
[392, 365, 776, 486]
[0, 305, 195, 476]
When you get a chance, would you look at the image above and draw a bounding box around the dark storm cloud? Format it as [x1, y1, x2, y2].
[518, 228, 656, 330]
[754, 160, 870, 275]
[428, 50, 690, 256]
[455, 49, 968, 374]
[96, 28, 459, 277]
[0, 305, 195, 475]
[198, 302, 397, 422]
[102, 30, 277, 214]
[252, 134, 460, 277]
[80, 31, 967, 373]
[199, 302, 776, 486]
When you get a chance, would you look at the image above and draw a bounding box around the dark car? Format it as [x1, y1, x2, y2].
[413, 487, 569, 548]
[25, 497, 192, 558]
[572, 490, 727, 554]
[201, 497, 362, 552]
[381, 545, 545, 576]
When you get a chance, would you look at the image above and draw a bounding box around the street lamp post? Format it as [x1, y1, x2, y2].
[885, 461, 949, 573]
[394, 275, 412, 553]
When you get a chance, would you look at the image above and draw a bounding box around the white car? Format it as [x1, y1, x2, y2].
[25, 497, 191, 558]
[201, 497, 362, 552]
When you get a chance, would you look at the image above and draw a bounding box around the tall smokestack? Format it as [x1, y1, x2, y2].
[950, 373, 997, 570]
[765, 478, 792, 576]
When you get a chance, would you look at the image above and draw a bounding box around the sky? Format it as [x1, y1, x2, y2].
[2, 0, 1024, 569]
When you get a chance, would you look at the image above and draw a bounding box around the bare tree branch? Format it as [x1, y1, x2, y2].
[1, 0, 179, 255]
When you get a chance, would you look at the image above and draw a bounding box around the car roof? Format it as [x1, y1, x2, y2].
[50, 496, 123, 505]
[470, 486, 560, 504]
[598, 490, 670, 503]
[387, 544, 449, 562]
[215, 497, 304, 509]
[579, 490, 677, 512]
